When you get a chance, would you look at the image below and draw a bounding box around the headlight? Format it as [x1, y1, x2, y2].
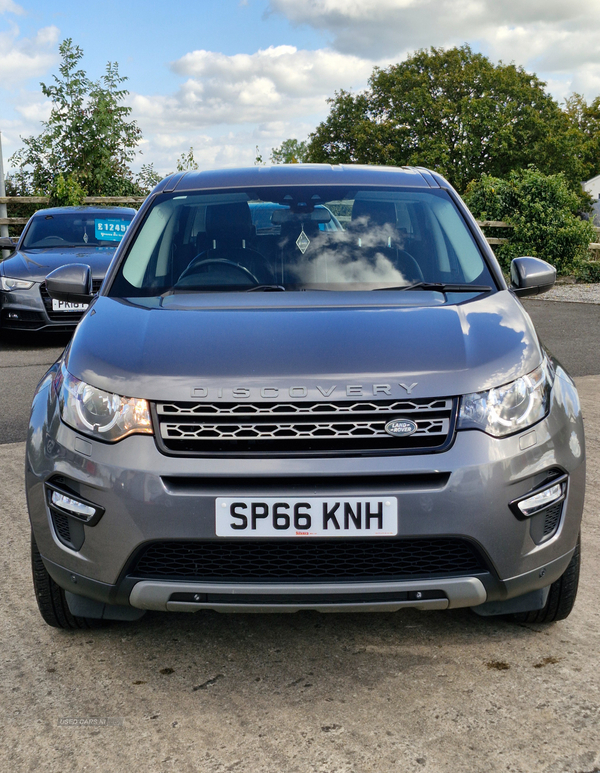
[0, 276, 35, 291]
[458, 359, 553, 438]
[58, 366, 153, 442]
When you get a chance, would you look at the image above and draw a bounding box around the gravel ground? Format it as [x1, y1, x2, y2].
[534, 283, 600, 304]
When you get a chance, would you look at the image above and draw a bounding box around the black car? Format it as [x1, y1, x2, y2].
[0, 206, 136, 332]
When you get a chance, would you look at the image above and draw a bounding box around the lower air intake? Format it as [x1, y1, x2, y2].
[130, 538, 488, 582]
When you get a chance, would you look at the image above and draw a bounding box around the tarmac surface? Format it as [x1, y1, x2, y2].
[0, 301, 599, 772]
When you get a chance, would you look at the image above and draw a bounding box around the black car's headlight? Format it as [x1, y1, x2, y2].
[457, 359, 553, 438]
[58, 366, 153, 442]
[0, 277, 34, 291]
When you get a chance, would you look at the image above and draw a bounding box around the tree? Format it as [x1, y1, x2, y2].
[9, 38, 155, 197]
[563, 93, 600, 182]
[271, 138, 309, 164]
[176, 147, 199, 172]
[307, 46, 586, 193]
[464, 167, 595, 275]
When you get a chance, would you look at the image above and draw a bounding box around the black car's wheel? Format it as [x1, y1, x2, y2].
[511, 535, 581, 624]
[31, 533, 105, 630]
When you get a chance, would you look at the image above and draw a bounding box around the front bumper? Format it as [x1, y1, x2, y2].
[1, 285, 83, 331]
[26, 365, 585, 613]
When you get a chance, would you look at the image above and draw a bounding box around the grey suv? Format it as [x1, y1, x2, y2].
[26, 165, 585, 629]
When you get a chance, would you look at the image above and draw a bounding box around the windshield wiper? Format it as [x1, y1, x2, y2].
[374, 283, 492, 293]
[246, 284, 286, 292]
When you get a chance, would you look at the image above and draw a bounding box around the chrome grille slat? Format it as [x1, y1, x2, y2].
[161, 418, 449, 441]
[154, 397, 457, 456]
[157, 398, 452, 417]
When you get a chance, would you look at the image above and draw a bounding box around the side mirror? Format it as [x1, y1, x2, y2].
[510, 257, 556, 298]
[0, 236, 15, 249]
[45, 264, 93, 304]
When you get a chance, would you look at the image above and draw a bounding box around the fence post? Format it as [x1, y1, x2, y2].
[0, 132, 9, 259]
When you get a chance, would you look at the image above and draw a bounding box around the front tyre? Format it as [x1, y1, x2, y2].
[512, 535, 581, 624]
[31, 533, 105, 630]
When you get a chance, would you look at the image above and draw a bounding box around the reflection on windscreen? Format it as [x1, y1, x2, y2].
[112, 187, 492, 296]
[22, 213, 133, 249]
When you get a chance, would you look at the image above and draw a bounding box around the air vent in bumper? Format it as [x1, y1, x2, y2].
[129, 538, 488, 582]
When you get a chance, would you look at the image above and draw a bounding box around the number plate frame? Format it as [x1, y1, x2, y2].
[51, 299, 89, 312]
[215, 497, 398, 538]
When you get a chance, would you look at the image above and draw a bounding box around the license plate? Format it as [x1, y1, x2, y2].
[215, 497, 398, 537]
[51, 300, 89, 312]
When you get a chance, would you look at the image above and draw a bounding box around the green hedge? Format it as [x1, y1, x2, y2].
[464, 167, 596, 277]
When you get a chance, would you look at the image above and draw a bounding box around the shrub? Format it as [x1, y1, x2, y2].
[49, 173, 87, 207]
[464, 167, 595, 275]
[573, 259, 600, 283]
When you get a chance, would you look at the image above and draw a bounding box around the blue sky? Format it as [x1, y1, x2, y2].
[2, 0, 600, 175]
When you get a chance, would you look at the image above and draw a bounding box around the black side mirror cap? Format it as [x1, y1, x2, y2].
[510, 257, 556, 298]
[45, 264, 93, 304]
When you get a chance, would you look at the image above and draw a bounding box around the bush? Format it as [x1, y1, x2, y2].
[573, 259, 600, 283]
[49, 173, 87, 207]
[464, 167, 595, 275]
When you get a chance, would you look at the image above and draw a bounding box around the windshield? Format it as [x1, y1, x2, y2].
[22, 212, 134, 249]
[109, 187, 494, 296]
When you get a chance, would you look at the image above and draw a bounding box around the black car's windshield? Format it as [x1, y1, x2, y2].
[22, 212, 134, 249]
[109, 187, 494, 296]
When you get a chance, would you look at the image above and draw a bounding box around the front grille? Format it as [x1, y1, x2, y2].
[154, 397, 457, 456]
[129, 538, 487, 582]
[40, 279, 103, 322]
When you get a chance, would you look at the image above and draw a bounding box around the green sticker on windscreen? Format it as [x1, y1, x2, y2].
[95, 219, 130, 242]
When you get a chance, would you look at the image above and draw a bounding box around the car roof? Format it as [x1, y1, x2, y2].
[157, 164, 445, 194]
[31, 206, 137, 217]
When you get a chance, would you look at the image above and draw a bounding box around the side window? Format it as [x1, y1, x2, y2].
[122, 201, 175, 288]
[431, 198, 483, 282]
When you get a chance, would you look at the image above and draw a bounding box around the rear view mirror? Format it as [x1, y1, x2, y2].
[45, 263, 93, 304]
[271, 208, 332, 225]
[271, 209, 291, 225]
[310, 209, 332, 224]
[510, 257, 556, 297]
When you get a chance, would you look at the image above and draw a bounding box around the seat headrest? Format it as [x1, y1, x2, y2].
[351, 200, 397, 227]
[205, 202, 252, 236]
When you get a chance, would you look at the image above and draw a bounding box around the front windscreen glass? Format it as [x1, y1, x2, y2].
[109, 187, 494, 296]
[22, 212, 134, 249]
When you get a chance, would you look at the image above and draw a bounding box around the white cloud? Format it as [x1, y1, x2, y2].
[0, 90, 53, 163]
[268, 0, 600, 83]
[133, 129, 263, 175]
[166, 45, 377, 125]
[123, 45, 385, 174]
[0, 24, 59, 87]
[0, 0, 24, 14]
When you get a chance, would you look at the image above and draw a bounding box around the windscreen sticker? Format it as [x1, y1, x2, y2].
[95, 219, 130, 242]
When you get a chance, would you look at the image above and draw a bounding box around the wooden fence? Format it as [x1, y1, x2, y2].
[2, 196, 600, 254]
[0, 196, 145, 230]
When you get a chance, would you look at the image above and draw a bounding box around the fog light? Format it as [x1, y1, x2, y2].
[47, 484, 104, 526]
[509, 475, 569, 519]
[51, 491, 96, 519]
[518, 484, 562, 516]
